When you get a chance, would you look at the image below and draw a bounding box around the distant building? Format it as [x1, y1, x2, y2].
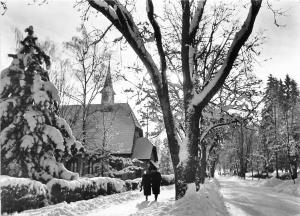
[62, 63, 157, 175]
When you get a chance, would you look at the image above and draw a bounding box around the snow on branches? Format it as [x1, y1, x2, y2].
[191, 0, 262, 108]
[0, 26, 84, 183]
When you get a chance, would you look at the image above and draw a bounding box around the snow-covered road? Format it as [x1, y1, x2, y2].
[218, 176, 300, 216]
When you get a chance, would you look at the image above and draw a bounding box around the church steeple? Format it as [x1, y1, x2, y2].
[101, 58, 115, 104]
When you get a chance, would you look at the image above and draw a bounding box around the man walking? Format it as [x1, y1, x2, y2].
[140, 169, 152, 201]
[149, 161, 162, 201]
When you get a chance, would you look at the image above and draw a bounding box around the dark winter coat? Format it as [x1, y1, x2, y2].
[151, 171, 162, 195]
[141, 173, 152, 196]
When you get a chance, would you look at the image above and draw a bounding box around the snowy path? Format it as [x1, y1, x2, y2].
[87, 185, 176, 216]
[12, 185, 176, 216]
[11, 179, 228, 216]
[218, 176, 300, 216]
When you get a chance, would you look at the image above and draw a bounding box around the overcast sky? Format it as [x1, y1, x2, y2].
[1, 0, 300, 104]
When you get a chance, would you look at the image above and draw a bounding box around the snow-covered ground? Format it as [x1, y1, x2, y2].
[217, 175, 300, 216]
[6, 175, 300, 216]
[8, 179, 228, 216]
[258, 176, 300, 197]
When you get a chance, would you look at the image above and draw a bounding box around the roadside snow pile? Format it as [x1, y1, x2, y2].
[276, 178, 300, 196]
[259, 177, 282, 187]
[168, 180, 228, 216]
[132, 179, 229, 216]
[259, 177, 300, 196]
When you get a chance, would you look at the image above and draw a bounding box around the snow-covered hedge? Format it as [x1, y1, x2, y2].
[0, 175, 49, 214]
[106, 157, 145, 180]
[109, 165, 144, 180]
[125, 178, 141, 191]
[161, 174, 175, 185]
[0, 175, 128, 213]
[109, 156, 144, 171]
[47, 177, 126, 204]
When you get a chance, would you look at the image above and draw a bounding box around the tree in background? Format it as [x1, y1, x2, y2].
[218, 120, 260, 178]
[0, 26, 84, 183]
[13, 27, 80, 129]
[158, 138, 173, 175]
[62, 24, 113, 175]
[260, 74, 300, 179]
[64, 24, 109, 147]
[91, 109, 118, 176]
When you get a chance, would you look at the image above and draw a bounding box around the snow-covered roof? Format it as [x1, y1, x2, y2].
[131, 137, 156, 161]
[61, 103, 142, 154]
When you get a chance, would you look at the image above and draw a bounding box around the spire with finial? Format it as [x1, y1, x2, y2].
[101, 56, 115, 104]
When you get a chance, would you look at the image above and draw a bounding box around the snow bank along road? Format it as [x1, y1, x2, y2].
[218, 176, 300, 216]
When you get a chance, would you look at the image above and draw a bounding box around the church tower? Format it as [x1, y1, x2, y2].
[101, 59, 115, 104]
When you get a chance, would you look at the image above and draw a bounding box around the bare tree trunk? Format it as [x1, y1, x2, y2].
[184, 109, 201, 183]
[79, 158, 84, 176]
[239, 123, 245, 178]
[257, 161, 260, 178]
[210, 160, 216, 178]
[251, 160, 254, 180]
[274, 104, 279, 178]
[81, 110, 87, 176]
[199, 141, 207, 183]
[291, 155, 297, 180]
[275, 152, 278, 178]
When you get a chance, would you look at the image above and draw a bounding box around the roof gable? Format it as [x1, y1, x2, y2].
[60, 103, 142, 154]
[132, 137, 155, 160]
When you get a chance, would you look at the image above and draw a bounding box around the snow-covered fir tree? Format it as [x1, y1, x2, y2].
[0, 26, 84, 183]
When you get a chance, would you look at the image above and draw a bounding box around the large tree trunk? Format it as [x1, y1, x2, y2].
[159, 96, 183, 199]
[166, 106, 202, 199]
[185, 109, 201, 182]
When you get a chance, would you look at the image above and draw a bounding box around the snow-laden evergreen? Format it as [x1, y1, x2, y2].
[0, 26, 84, 183]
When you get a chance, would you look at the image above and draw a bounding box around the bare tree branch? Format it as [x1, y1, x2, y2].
[266, 0, 287, 27]
[189, 0, 206, 40]
[192, 0, 262, 107]
[146, 0, 167, 78]
[199, 119, 238, 144]
[91, 23, 113, 45]
[87, 0, 163, 91]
